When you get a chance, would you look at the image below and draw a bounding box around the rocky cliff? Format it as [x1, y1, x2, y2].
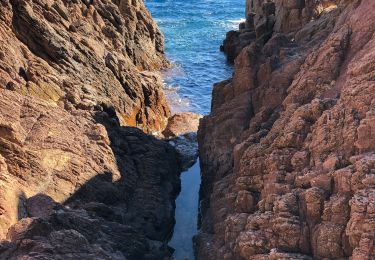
[0, 0, 181, 259]
[197, 0, 375, 259]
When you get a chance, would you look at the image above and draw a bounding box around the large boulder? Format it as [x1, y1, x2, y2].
[163, 112, 203, 170]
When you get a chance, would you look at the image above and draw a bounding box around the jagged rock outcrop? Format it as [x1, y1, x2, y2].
[0, 112, 180, 259]
[197, 0, 375, 259]
[222, 0, 340, 63]
[0, 0, 170, 133]
[0, 0, 181, 259]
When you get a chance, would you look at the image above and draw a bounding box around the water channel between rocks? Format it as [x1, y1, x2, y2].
[146, 0, 245, 259]
[169, 160, 201, 260]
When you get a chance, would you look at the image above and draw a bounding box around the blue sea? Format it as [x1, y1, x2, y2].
[146, 0, 245, 115]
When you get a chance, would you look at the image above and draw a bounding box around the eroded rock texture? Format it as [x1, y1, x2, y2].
[0, 0, 181, 259]
[0, 0, 170, 132]
[197, 0, 375, 259]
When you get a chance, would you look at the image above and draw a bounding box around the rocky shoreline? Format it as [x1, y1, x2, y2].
[1, 0, 374, 259]
[0, 0, 200, 259]
[196, 0, 375, 259]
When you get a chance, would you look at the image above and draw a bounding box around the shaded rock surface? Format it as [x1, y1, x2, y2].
[0, 0, 182, 259]
[197, 0, 375, 259]
[164, 112, 203, 171]
[0, 115, 181, 259]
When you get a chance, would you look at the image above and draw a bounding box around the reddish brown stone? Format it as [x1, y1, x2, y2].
[197, 1, 375, 259]
[0, 0, 181, 259]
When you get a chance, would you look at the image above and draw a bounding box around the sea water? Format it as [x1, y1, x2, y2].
[145, 1, 245, 259]
[169, 161, 201, 260]
[146, 0, 245, 115]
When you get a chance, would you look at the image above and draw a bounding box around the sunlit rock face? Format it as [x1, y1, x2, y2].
[0, 0, 181, 258]
[222, 0, 342, 62]
[0, 0, 170, 133]
[197, 0, 375, 259]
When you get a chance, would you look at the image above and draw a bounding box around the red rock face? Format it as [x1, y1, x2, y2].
[0, 0, 170, 133]
[0, 0, 181, 258]
[197, 0, 375, 259]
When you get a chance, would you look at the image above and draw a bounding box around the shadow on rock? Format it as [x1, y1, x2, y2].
[0, 109, 182, 260]
[162, 112, 203, 171]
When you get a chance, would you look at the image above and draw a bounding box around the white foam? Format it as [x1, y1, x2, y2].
[226, 18, 246, 29]
[163, 83, 191, 113]
[228, 18, 246, 24]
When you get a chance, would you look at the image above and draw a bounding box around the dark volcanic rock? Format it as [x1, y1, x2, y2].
[197, 0, 375, 259]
